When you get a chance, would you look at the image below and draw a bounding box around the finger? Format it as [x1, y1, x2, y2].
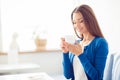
[75, 40, 79, 45]
[61, 37, 65, 41]
[76, 43, 82, 46]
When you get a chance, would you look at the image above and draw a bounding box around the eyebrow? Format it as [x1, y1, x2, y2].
[77, 18, 83, 20]
[73, 18, 83, 22]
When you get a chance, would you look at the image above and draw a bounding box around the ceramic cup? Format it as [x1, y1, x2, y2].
[64, 35, 76, 44]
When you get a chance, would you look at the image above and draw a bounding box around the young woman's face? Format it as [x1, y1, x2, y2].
[72, 12, 88, 35]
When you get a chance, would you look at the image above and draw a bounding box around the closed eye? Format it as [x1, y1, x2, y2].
[79, 19, 84, 23]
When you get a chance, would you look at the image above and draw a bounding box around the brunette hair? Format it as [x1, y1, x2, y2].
[71, 4, 104, 39]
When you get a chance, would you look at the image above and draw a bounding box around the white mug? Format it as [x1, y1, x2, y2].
[64, 35, 76, 44]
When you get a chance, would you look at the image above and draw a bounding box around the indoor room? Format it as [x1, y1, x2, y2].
[0, 0, 120, 80]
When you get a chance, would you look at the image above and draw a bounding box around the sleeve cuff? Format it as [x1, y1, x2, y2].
[78, 53, 89, 66]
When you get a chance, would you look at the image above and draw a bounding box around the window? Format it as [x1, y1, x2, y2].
[1, 0, 77, 52]
[1, 0, 119, 52]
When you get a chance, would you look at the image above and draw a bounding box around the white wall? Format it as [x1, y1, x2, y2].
[0, 0, 3, 51]
[0, 0, 120, 53]
[75, 0, 120, 53]
[0, 51, 63, 75]
[94, 0, 120, 53]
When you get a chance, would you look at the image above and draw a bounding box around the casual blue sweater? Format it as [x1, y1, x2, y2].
[62, 37, 109, 80]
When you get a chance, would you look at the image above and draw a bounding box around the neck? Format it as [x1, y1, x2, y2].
[80, 33, 95, 46]
[83, 33, 94, 41]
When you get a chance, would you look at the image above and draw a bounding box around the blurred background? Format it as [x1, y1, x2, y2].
[0, 0, 120, 79]
[0, 0, 120, 53]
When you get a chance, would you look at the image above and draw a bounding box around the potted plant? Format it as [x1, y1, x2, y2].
[33, 27, 47, 51]
[34, 35, 47, 51]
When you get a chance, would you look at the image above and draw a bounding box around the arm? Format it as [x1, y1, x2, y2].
[60, 38, 74, 79]
[78, 38, 108, 80]
[63, 52, 74, 79]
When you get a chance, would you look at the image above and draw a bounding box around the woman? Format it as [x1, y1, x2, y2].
[60, 4, 109, 80]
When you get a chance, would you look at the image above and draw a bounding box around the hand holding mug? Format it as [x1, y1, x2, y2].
[60, 38, 69, 53]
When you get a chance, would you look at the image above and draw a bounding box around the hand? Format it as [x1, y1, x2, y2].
[67, 43, 83, 56]
[60, 38, 69, 53]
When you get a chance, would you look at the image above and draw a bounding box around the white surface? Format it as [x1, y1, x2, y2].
[51, 75, 67, 80]
[0, 72, 54, 80]
[0, 51, 63, 75]
[0, 63, 40, 74]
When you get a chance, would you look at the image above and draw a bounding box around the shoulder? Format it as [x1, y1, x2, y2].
[93, 37, 108, 49]
[94, 37, 108, 44]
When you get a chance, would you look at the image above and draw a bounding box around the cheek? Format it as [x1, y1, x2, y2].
[82, 27, 89, 33]
[78, 26, 87, 33]
[75, 28, 82, 35]
[74, 24, 81, 30]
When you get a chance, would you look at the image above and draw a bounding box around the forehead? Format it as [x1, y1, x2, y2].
[73, 12, 83, 21]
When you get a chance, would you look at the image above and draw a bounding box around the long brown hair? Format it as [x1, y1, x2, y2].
[71, 4, 104, 39]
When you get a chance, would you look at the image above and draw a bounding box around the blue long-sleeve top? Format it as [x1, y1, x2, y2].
[62, 37, 109, 80]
